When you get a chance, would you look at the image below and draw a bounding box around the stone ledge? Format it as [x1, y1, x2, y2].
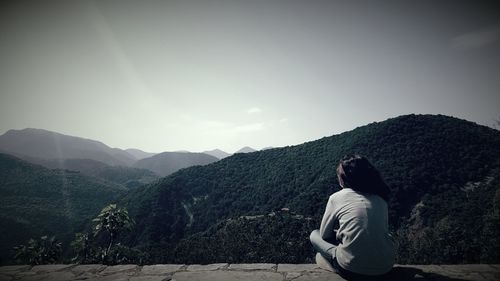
[186, 263, 228, 272]
[140, 265, 184, 275]
[228, 263, 275, 271]
[0, 264, 498, 281]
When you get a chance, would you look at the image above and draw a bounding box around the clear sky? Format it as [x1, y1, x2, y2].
[1, 1, 499, 153]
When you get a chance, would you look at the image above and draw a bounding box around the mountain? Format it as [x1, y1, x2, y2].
[0, 153, 127, 264]
[125, 148, 157, 160]
[121, 114, 500, 264]
[235, 146, 257, 154]
[203, 149, 231, 160]
[133, 152, 219, 177]
[0, 129, 136, 166]
[22, 157, 159, 189]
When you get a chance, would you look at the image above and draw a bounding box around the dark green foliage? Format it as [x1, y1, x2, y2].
[104, 244, 150, 265]
[70, 205, 146, 265]
[480, 205, 500, 262]
[173, 211, 316, 264]
[0, 154, 127, 264]
[95, 165, 158, 189]
[121, 114, 500, 264]
[396, 168, 500, 264]
[22, 158, 159, 189]
[13, 236, 62, 265]
[71, 233, 98, 264]
[92, 204, 135, 261]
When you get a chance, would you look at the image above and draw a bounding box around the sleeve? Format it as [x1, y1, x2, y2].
[319, 195, 338, 241]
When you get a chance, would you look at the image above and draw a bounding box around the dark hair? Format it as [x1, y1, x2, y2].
[336, 155, 390, 201]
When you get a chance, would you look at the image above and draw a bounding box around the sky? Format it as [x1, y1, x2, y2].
[1, 1, 499, 153]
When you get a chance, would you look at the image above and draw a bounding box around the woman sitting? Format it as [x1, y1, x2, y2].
[310, 155, 396, 279]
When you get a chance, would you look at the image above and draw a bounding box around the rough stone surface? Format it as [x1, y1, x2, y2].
[129, 276, 170, 281]
[277, 264, 323, 272]
[30, 265, 74, 273]
[228, 263, 275, 271]
[0, 264, 497, 281]
[284, 272, 302, 280]
[0, 266, 30, 273]
[71, 264, 106, 273]
[95, 273, 130, 281]
[440, 264, 497, 273]
[10, 271, 37, 279]
[172, 271, 282, 281]
[0, 274, 13, 281]
[99, 264, 138, 275]
[186, 264, 228, 271]
[141, 265, 183, 275]
[292, 271, 345, 281]
[9, 274, 45, 281]
[36, 271, 75, 281]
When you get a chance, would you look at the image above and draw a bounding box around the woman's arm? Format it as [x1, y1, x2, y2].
[319, 195, 337, 241]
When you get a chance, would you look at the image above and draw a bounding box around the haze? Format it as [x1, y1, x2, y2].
[1, 0, 499, 153]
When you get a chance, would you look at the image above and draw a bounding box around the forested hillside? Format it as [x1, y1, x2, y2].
[0, 154, 127, 264]
[121, 114, 500, 264]
[23, 158, 159, 189]
[173, 211, 315, 264]
[2, 114, 498, 265]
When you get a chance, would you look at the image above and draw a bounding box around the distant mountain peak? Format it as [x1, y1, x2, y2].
[203, 149, 231, 159]
[133, 151, 219, 177]
[0, 128, 136, 166]
[235, 146, 257, 154]
[125, 148, 157, 160]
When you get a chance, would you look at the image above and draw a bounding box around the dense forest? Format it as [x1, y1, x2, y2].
[172, 211, 316, 264]
[0, 154, 127, 264]
[2, 114, 499, 265]
[118, 114, 500, 264]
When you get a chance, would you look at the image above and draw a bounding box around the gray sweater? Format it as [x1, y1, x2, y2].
[320, 188, 396, 275]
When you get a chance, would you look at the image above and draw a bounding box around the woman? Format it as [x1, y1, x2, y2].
[310, 155, 395, 279]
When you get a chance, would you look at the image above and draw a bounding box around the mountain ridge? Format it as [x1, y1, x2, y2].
[0, 128, 136, 166]
[2, 114, 499, 265]
[203, 149, 231, 159]
[125, 148, 157, 160]
[0, 129, 224, 181]
[133, 151, 219, 177]
[121, 114, 500, 264]
[235, 146, 257, 154]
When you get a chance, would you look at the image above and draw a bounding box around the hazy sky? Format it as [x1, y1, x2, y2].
[1, 1, 499, 153]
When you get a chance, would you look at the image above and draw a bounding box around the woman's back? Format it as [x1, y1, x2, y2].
[311, 155, 395, 277]
[320, 188, 396, 275]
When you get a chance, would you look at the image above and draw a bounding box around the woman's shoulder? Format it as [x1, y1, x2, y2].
[330, 188, 352, 200]
[331, 188, 376, 202]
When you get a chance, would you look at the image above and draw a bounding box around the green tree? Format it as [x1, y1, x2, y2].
[93, 204, 134, 261]
[71, 233, 97, 264]
[13, 236, 62, 265]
